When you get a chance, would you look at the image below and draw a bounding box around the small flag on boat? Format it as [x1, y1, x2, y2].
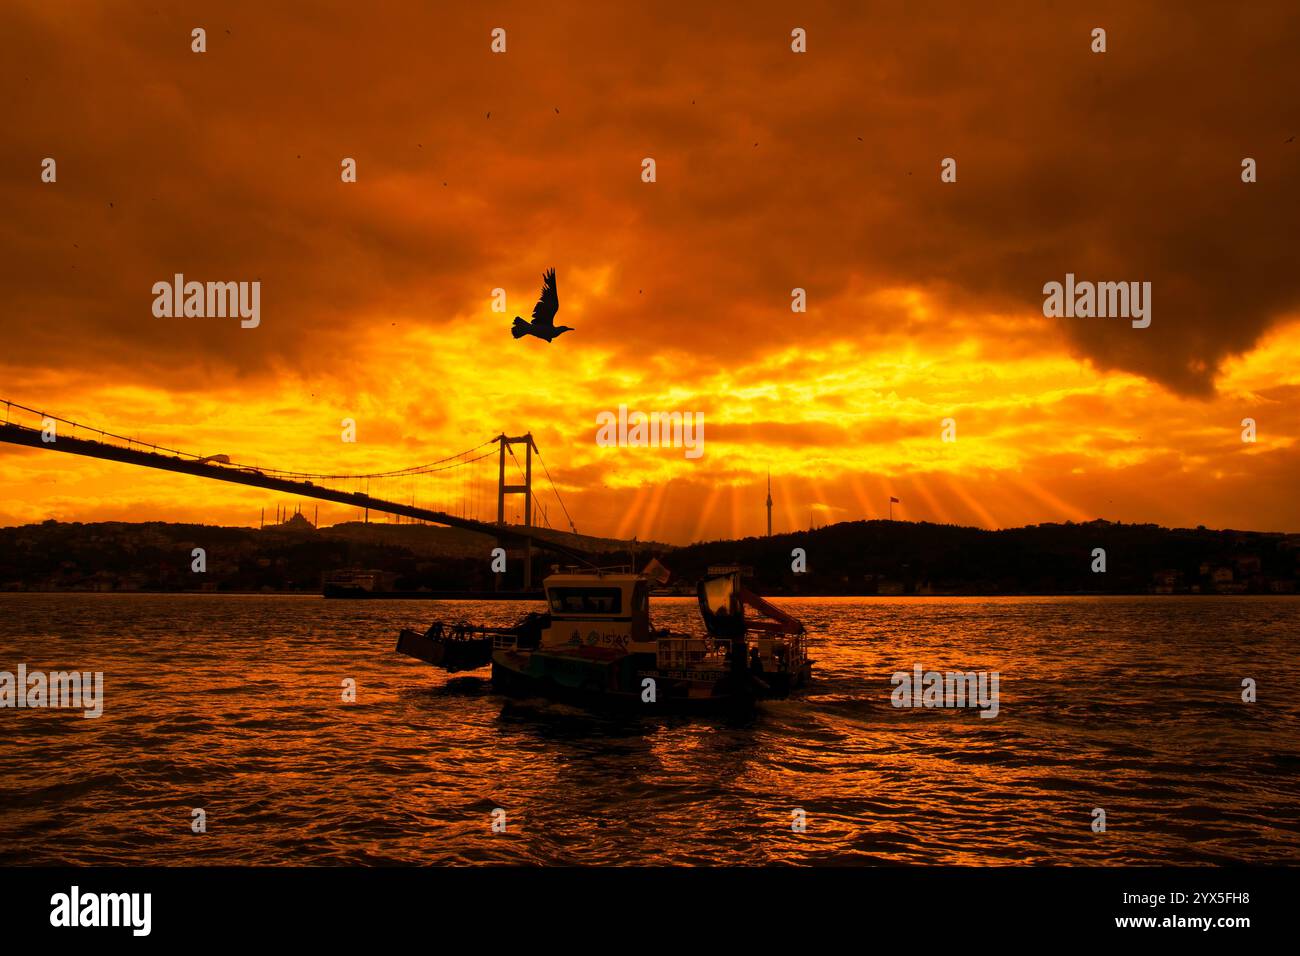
[890, 496, 900, 503]
[641, 558, 672, 585]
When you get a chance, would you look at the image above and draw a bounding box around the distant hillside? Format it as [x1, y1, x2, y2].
[318, 521, 661, 559]
[663, 520, 1300, 596]
[0, 517, 1295, 596]
[0, 519, 665, 594]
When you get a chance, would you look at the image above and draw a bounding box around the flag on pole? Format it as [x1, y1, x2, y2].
[890, 496, 900, 503]
[641, 558, 672, 586]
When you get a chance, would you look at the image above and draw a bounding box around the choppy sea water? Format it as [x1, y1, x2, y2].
[0, 593, 1296, 865]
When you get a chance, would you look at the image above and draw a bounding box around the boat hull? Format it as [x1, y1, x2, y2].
[396, 628, 494, 672]
[489, 647, 803, 714]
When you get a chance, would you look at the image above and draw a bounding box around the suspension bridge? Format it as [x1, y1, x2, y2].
[0, 399, 596, 587]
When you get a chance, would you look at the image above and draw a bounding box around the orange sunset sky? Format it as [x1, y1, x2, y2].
[1, 1, 1298, 544]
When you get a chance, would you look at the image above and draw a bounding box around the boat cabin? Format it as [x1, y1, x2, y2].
[541, 571, 653, 649]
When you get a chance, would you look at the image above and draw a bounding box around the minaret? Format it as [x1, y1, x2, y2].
[766, 470, 773, 537]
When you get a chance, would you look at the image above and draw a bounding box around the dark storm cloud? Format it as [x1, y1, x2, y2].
[0, 0, 1296, 398]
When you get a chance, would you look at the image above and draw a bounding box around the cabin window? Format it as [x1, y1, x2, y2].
[549, 587, 623, 615]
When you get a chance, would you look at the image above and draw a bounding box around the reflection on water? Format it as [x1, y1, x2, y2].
[0, 594, 1296, 865]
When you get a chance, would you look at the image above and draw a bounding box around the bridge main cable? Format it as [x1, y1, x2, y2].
[0, 399, 496, 481]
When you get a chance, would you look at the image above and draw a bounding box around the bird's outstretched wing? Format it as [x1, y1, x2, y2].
[531, 269, 558, 327]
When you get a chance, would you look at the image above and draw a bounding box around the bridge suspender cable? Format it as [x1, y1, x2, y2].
[536, 446, 577, 535]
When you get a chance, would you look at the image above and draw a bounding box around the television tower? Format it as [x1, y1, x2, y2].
[766, 470, 773, 537]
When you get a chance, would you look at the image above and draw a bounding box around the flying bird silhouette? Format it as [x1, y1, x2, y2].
[511, 268, 573, 342]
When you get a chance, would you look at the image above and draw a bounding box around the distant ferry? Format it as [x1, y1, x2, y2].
[323, 569, 398, 597]
[395, 567, 811, 713]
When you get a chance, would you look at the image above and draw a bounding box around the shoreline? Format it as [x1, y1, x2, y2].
[0, 589, 1294, 599]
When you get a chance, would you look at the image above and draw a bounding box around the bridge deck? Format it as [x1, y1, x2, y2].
[0, 421, 593, 563]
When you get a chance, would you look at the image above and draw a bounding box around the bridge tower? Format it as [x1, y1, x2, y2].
[496, 433, 537, 590]
[496, 433, 535, 526]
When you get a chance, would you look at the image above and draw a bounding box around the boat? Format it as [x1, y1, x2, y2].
[323, 569, 399, 598]
[395, 565, 811, 712]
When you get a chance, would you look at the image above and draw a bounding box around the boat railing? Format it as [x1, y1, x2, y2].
[553, 564, 633, 575]
[421, 621, 523, 647]
[785, 630, 807, 667]
[425, 621, 486, 642]
[657, 633, 806, 672]
[764, 631, 806, 672]
[656, 636, 731, 670]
